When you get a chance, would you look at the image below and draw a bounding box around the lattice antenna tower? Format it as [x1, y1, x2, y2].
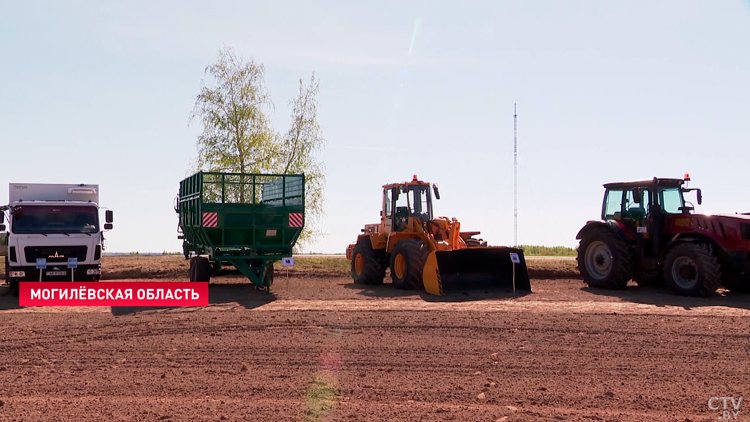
[513, 103, 518, 247]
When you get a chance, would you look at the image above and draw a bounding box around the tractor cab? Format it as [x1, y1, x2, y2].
[602, 177, 702, 223]
[381, 175, 440, 233]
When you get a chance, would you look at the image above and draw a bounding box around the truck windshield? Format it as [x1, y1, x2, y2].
[11, 206, 99, 234]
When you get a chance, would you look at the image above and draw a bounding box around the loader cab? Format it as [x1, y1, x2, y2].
[382, 179, 434, 233]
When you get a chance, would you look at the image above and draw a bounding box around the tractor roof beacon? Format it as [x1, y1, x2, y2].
[576, 175, 750, 296]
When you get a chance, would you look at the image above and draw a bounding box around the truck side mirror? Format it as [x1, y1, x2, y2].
[433, 184, 441, 200]
[105, 210, 113, 223]
[104, 223, 113, 230]
[696, 189, 702, 205]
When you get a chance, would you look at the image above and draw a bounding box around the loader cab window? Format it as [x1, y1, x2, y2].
[603, 189, 624, 219]
[408, 186, 432, 222]
[384, 189, 393, 218]
[394, 187, 410, 231]
[659, 188, 684, 214]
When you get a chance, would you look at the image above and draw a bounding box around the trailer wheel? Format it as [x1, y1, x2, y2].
[351, 241, 385, 285]
[190, 256, 211, 282]
[577, 228, 632, 289]
[664, 243, 721, 296]
[265, 264, 274, 287]
[390, 239, 429, 290]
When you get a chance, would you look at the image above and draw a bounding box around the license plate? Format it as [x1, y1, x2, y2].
[46, 271, 67, 276]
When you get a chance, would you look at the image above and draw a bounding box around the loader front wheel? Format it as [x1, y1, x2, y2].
[578, 229, 632, 289]
[351, 241, 385, 285]
[664, 243, 721, 296]
[390, 239, 429, 290]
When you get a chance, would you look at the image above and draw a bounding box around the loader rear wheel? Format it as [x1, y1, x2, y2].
[351, 241, 385, 285]
[664, 243, 721, 296]
[464, 238, 485, 248]
[190, 256, 211, 282]
[577, 229, 632, 289]
[390, 239, 429, 290]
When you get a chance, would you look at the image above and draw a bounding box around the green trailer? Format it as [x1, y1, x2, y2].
[176, 171, 305, 288]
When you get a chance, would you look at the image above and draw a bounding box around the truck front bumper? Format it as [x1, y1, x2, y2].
[7, 265, 101, 282]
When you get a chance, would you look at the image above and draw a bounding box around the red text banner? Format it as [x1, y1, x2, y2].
[19, 282, 209, 307]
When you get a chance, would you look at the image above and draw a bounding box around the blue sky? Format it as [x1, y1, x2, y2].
[1, 1, 749, 253]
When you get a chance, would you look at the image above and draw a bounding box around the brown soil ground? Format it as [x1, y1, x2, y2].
[0, 258, 748, 421]
[96, 255, 580, 281]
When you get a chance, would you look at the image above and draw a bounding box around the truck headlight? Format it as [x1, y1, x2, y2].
[9, 271, 25, 277]
[86, 269, 101, 275]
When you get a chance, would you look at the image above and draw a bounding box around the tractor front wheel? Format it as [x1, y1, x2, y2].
[351, 241, 385, 285]
[664, 243, 721, 296]
[390, 239, 429, 290]
[577, 229, 632, 289]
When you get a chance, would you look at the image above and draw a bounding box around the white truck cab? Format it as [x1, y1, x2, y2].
[0, 183, 113, 294]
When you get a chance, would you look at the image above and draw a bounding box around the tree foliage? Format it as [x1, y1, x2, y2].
[190, 47, 326, 247]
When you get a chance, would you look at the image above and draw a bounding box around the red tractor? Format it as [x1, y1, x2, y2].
[576, 175, 750, 296]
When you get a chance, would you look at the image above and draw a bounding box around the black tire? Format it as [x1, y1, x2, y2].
[189, 256, 211, 282]
[390, 239, 429, 290]
[265, 264, 274, 287]
[351, 241, 386, 285]
[632, 269, 665, 287]
[577, 228, 632, 289]
[664, 243, 721, 297]
[464, 238, 483, 248]
[6, 257, 18, 297]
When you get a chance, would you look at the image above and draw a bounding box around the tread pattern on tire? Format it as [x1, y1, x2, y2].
[664, 243, 721, 297]
[351, 241, 386, 285]
[390, 239, 429, 290]
[577, 228, 632, 289]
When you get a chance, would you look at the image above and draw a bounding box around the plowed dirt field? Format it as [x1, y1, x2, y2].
[0, 257, 748, 421]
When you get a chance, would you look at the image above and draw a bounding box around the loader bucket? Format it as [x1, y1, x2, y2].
[423, 247, 531, 296]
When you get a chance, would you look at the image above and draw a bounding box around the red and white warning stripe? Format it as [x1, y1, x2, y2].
[289, 213, 303, 228]
[202, 212, 218, 227]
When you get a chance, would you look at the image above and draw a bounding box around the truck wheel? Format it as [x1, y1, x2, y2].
[664, 243, 721, 296]
[577, 229, 632, 289]
[6, 257, 18, 297]
[390, 239, 429, 290]
[190, 256, 211, 282]
[633, 270, 664, 287]
[351, 241, 385, 285]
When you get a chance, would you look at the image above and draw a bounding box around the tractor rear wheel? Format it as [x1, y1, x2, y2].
[664, 243, 721, 296]
[351, 241, 385, 285]
[189, 256, 211, 282]
[390, 239, 429, 290]
[577, 228, 632, 289]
